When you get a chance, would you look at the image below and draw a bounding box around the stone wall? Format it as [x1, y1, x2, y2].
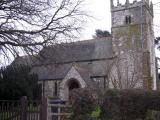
[111, 0, 156, 89]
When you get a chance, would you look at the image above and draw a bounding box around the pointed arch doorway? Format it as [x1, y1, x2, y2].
[68, 79, 80, 91]
[59, 66, 87, 101]
[60, 78, 86, 101]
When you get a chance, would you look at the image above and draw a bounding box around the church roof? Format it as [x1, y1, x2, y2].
[38, 37, 113, 65]
[74, 65, 91, 83]
[12, 37, 113, 66]
[31, 62, 92, 80]
[12, 37, 113, 81]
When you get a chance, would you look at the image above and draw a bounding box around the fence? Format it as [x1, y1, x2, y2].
[0, 96, 47, 120]
[0, 97, 72, 120]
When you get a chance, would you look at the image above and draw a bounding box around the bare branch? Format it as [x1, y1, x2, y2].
[106, 51, 143, 89]
[0, 0, 89, 63]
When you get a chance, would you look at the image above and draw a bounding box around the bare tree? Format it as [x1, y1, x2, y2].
[0, 0, 88, 63]
[107, 51, 143, 89]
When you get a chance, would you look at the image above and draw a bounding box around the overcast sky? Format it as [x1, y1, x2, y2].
[81, 0, 160, 40]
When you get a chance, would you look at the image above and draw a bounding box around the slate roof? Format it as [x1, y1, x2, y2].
[38, 37, 113, 65]
[31, 64, 72, 80]
[74, 65, 97, 87]
[39, 42, 95, 64]
[12, 37, 114, 81]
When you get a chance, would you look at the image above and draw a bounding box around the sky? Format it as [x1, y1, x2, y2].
[80, 0, 160, 40]
[79, 0, 160, 57]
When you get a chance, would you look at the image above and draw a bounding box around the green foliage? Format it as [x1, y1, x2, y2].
[100, 90, 121, 120]
[69, 88, 98, 120]
[100, 89, 160, 120]
[91, 106, 101, 119]
[69, 89, 160, 120]
[145, 110, 160, 120]
[0, 65, 41, 100]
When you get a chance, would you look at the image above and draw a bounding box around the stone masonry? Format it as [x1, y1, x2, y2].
[12, 0, 157, 101]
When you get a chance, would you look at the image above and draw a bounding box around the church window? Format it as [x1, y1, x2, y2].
[125, 15, 131, 24]
[54, 82, 58, 96]
[91, 76, 108, 90]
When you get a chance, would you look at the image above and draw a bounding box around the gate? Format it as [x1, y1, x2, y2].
[0, 97, 47, 120]
[48, 99, 72, 120]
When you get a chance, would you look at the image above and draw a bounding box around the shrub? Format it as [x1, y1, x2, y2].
[100, 89, 160, 120]
[69, 88, 98, 120]
[100, 89, 121, 120]
[91, 106, 101, 119]
[145, 110, 160, 120]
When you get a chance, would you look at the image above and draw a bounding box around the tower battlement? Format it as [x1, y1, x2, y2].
[110, 0, 153, 15]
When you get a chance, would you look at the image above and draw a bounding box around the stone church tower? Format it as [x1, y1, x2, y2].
[110, 0, 156, 89]
[12, 0, 158, 102]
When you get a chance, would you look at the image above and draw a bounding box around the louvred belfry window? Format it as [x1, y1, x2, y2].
[125, 15, 131, 24]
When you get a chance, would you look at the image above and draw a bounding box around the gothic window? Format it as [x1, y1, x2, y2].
[125, 15, 131, 24]
[54, 82, 58, 96]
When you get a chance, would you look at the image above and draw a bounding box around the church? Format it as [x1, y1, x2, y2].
[12, 0, 157, 101]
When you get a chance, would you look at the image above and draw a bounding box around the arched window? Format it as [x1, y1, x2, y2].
[125, 15, 132, 24]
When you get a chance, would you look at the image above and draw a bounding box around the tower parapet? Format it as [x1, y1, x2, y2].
[110, 0, 153, 16]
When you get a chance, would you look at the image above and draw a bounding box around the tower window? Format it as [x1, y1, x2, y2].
[125, 15, 131, 24]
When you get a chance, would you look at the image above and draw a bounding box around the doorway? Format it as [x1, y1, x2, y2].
[68, 79, 80, 91]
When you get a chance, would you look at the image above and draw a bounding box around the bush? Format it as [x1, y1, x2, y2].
[69, 88, 99, 120]
[91, 106, 101, 119]
[145, 110, 160, 120]
[100, 89, 160, 120]
[69, 89, 160, 120]
[100, 89, 121, 120]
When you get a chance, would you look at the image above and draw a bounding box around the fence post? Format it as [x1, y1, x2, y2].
[20, 96, 27, 120]
[40, 97, 48, 120]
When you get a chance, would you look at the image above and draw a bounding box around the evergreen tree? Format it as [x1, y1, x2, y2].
[93, 29, 111, 38]
[0, 65, 41, 100]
